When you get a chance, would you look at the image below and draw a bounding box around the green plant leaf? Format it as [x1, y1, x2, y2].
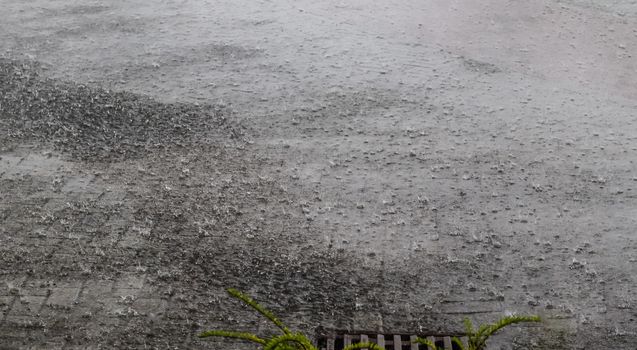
[263, 333, 317, 350]
[463, 318, 475, 335]
[343, 341, 385, 350]
[451, 336, 466, 350]
[472, 315, 541, 350]
[413, 337, 439, 350]
[227, 288, 292, 335]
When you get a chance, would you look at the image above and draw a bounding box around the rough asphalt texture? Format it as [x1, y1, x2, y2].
[1, 0, 637, 349]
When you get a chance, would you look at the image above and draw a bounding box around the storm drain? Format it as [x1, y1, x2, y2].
[316, 332, 467, 350]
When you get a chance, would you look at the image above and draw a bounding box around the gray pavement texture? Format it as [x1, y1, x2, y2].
[1, 0, 637, 349]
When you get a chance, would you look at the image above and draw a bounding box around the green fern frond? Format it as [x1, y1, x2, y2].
[472, 315, 541, 350]
[227, 288, 292, 335]
[488, 315, 540, 336]
[342, 342, 385, 350]
[477, 315, 541, 338]
[198, 330, 267, 344]
[269, 344, 302, 350]
[263, 333, 317, 350]
[463, 318, 474, 335]
[413, 337, 440, 350]
[451, 336, 466, 350]
[265, 343, 299, 350]
[475, 323, 491, 341]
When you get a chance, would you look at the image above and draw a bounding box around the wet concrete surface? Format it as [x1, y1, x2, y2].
[1, 0, 637, 348]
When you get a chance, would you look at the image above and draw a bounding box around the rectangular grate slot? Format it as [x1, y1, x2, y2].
[344, 334, 352, 347]
[410, 335, 418, 350]
[377, 335, 385, 349]
[317, 331, 466, 350]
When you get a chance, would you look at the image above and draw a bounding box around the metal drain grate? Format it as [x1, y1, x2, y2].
[316, 332, 467, 350]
